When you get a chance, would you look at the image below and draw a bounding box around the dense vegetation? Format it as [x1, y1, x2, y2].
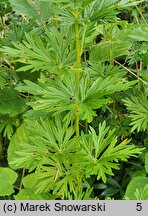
[0, 0, 148, 200]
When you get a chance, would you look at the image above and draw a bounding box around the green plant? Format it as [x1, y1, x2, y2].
[0, 167, 18, 196]
[7, 118, 143, 199]
[0, 0, 147, 200]
[124, 177, 148, 200]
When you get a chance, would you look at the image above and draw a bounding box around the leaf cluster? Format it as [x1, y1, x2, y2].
[0, 0, 147, 200]
[8, 118, 143, 198]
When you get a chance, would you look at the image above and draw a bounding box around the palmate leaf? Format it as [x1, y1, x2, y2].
[45, 26, 76, 69]
[8, 117, 143, 197]
[16, 73, 136, 122]
[26, 116, 79, 154]
[90, 28, 132, 62]
[41, 0, 97, 13]
[8, 116, 79, 171]
[8, 117, 79, 197]
[80, 121, 143, 182]
[14, 173, 54, 200]
[0, 27, 75, 73]
[128, 26, 148, 42]
[87, 61, 125, 79]
[0, 33, 52, 72]
[9, 0, 54, 22]
[108, 117, 131, 140]
[123, 95, 148, 132]
[86, 0, 143, 23]
[8, 116, 82, 197]
[88, 0, 119, 23]
[117, 0, 144, 8]
[9, 0, 38, 18]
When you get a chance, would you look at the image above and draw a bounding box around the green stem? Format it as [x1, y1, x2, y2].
[80, 23, 87, 57]
[74, 13, 81, 77]
[75, 109, 80, 137]
[114, 59, 148, 86]
[74, 12, 81, 138]
[19, 168, 25, 191]
[135, 5, 147, 26]
[130, 0, 147, 25]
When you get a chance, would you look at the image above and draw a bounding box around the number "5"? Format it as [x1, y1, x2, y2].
[136, 203, 142, 211]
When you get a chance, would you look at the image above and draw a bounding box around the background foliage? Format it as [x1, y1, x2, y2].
[0, 0, 148, 200]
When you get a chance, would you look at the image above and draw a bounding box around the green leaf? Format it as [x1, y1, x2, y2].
[90, 29, 132, 62]
[8, 117, 79, 172]
[0, 167, 18, 196]
[14, 173, 54, 200]
[101, 187, 119, 197]
[145, 152, 148, 174]
[8, 123, 29, 169]
[123, 95, 148, 132]
[0, 116, 20, 139]
[8, 117, 144, 197]
[117, 0, 144, 9]
[88, 0, 118, 23]
[0, 88, 27, 117]
[80, 121, 143, 182]
[16, 74, 136, 123]
[129, 26, 148, 41]
[22, 173, 41, 189]
[9, 0, 38, 18]
[45, 26, 76, 69]
[132, 170, 147, 178]
[124, 177, 148, 200]
[87, 0, 143, 23]
[14, 188, 52, 200]
[0, 27, 75, 73]
[7, 116, 82, 196]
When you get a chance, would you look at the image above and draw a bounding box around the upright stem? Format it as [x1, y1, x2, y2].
[74, 13, 81, 77]
[74, 12, 81, 137]
[75, 109, 80, 137]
